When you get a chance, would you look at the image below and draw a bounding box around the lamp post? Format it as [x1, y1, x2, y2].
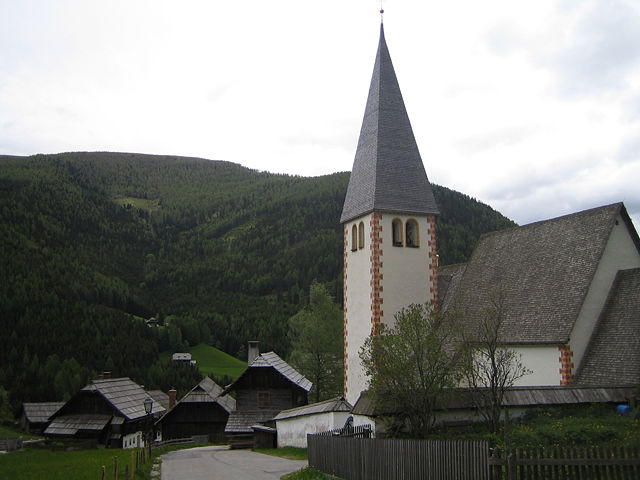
[143, 397, 153, 454]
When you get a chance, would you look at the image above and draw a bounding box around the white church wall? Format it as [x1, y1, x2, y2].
[511, 345, 562, 386]
[379, 213, 435, 329]
[569, 213, 640, 372]
[344, 214, 375, 405]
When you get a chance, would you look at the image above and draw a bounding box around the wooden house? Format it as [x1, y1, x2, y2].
[156, 376, 235, 443]
[44, 377, 165, 448]
[224, 349, 312, 449]
[20, 402, 64, 434]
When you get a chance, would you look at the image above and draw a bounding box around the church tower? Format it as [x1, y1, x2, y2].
[341, 24, 440, 405]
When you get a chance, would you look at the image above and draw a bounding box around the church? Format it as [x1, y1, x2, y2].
[341, 23, 640, 409]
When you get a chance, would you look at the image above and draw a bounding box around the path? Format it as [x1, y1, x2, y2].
[161, 445, 307, 480]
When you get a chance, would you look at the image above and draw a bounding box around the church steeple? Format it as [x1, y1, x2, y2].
[340, 24, 439, 224]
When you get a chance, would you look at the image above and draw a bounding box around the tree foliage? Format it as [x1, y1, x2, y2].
[0, 152, 515, 412]
[288, 282, 343, 403]
[360, 304, 467, 438]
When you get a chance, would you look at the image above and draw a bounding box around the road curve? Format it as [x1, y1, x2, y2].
[161, 445, 308, 480]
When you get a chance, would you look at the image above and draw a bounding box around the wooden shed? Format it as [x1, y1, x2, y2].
[156, 377, 235, 443]
[20, 402, 64, 434]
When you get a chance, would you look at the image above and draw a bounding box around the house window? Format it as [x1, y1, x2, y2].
[392, 218, 403, 246]
[351, 225, 357, 252]
[358, 221, 365, 250]
[257, 390, 270, 408]
[406, 219, 419, 247]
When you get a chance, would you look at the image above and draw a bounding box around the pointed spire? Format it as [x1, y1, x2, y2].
[340, 25, 439, 224]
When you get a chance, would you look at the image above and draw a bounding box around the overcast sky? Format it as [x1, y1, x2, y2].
[1, 0, 639, 228]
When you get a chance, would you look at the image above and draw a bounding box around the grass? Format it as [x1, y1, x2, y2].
[160, 343, 246, 380]
[0, 447, 137, 480]
[113, 196, 160, 212]
[282, 467, 343, 480]
[0, 425, 41, 440]
[254, 446, 308, 461]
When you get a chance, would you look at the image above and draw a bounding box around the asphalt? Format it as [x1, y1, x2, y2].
[160, 445, 308, 480]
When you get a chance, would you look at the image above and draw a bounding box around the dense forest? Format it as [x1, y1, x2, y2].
[0, 152, 515, 413]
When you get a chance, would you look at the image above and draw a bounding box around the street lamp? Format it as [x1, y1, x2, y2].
[143, 397, 153, 452]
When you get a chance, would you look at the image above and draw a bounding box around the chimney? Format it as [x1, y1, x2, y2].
[248, 341, 260, 364]
[168, 388, 177, 409]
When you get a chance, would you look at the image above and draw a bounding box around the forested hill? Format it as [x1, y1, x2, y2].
[0, 152, 515, 409]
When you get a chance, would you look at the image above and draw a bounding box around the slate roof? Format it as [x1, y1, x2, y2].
[273, 397, 352, 421]
[21, 402, 64, 424]
[45, 414, 112, 436]
[442, 203, 638, 344]
[81, 377, 166, 420]
[574, 268, 640, 387]
[147, 390, 170, 410]
[340, 24, 439, 224]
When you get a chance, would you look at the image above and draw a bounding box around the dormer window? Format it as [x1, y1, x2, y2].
[351, 225, 358, 252]
[358, 222, 365, 250]
[406, 219, 419, 247]
[392, 218, 403, 246]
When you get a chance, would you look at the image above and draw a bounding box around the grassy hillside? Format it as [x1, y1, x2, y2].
[0, 151, 515, 411]
[160, 344, 246, 381]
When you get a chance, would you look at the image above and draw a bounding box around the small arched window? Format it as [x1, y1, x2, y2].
[358, 221, 365, 250]
[351, 225, 358, 252]
[406, 219, 419, 247]
[392, 218, 403, 246]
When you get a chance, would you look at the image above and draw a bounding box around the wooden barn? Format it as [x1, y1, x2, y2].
[224, 347, 312, 449]
[20, 402, 64, 434]
[156, 376, 235, 443]
[44, 377, 165, 448]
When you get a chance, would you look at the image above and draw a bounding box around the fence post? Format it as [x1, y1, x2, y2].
[507, 452, 516, 480]
[101, 465, 106, 480]
[113, 456, 119, 480]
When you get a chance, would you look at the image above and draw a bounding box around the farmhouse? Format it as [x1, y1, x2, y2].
[223, 345, 311, 448]
[44, 377, 165, 448]
[19, 402, 64, 434]
[156, 376, 235, 443]
[340, 23, 640, 411]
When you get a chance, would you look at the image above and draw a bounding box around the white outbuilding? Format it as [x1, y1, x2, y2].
[274, 397, 352, 448]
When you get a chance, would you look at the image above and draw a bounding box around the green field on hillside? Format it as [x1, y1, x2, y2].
[161, 344, 246, 381]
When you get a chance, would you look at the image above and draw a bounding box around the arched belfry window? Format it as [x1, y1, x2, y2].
[392, 218, 403, 247]
[351, 225, 358, 252]
[358, 222, 365, 250]
[405, 219, 419, 247]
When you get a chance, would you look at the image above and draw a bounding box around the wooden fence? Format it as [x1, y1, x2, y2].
[490, 446, 640, 480]
[308, 435, 490, 480]
[309, 435, 640, 480]
[0, 437, 23, 452]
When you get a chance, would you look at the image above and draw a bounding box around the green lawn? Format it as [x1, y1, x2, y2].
[0, 447, 137, 480]
[113, 196, 160, 212]
[0, 425, 41, 439]
[161, 344, 246, 380]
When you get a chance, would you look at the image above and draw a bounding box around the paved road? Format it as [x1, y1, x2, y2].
[161, 445, 308, 480]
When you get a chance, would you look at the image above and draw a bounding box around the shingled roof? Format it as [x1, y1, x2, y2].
[340, 24, 439, 224]
[81, 377, 166, 420]
[226, 351, 312, 393]
[158, 376, 235, 424]
[21, 402, 64, 424]
[442, 203, 639, 344]
[574, 268, 640, 387]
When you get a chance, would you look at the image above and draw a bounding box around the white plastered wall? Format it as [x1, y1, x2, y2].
[510, 345, 562, 386]
[344, 214, 374, 406]
[569, 214, 640, 371]
[276, 412, 352, 448]
[379, 213, 435, 329]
